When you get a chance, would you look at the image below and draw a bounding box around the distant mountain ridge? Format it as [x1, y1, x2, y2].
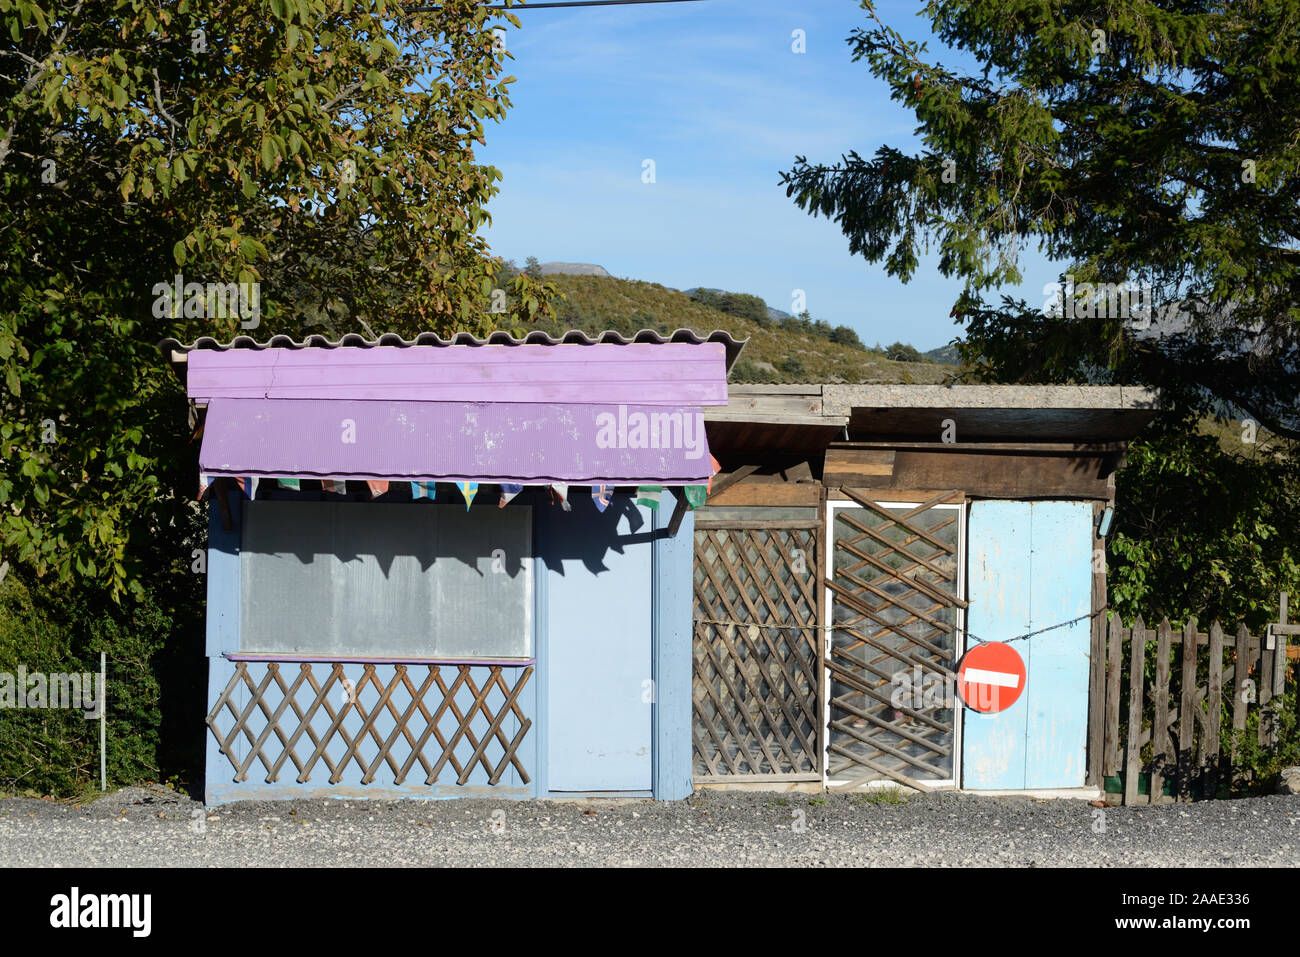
[539, 262, 611, 277]
[923, 343, 960, 365]
[685, 286, 792, 323]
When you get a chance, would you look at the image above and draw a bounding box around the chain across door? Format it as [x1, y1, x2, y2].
[692, 520, 823, 781]
[825, 490, 967, 789]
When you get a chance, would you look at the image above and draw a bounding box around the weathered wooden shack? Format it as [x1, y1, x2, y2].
[694, 383, 1159, 794]
[162, 331, 742, 804]
[163, 330, 1158, 802]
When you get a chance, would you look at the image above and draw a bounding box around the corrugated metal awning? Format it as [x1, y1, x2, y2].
[199, 398, 715, 485]
[159, 328, 747, 382]
[177, 335, 734, 486]
[185, 340, 727, 406]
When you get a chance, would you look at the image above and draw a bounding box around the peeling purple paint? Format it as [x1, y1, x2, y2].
[199, 398, 715, 484]
[187, 342, 729, 406]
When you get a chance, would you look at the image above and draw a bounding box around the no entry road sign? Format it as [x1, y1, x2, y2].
[956, 642, 1026, 714]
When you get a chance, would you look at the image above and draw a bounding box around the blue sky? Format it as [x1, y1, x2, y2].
[478, 0, 1057, 351]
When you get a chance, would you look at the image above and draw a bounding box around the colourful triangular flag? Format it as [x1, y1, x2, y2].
[592, 485, 613, 513]
[198, 473, 213, 500]
[550, 483, 572, 512]
[366, 480, 389, 498]
[684, 484, 708, 509]
[636, 485, 662, 510]
[410, 481, 436, 500]
[499, 483, 524, 508]
[708, 454, 721, 493]
[321, 479, 345, 495]
[456, 481, 478, 510]
[278, 478, 301, 491]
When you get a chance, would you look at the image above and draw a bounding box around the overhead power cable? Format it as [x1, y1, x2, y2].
[408, 0, 709, 11]
[408, 0, 707, 10]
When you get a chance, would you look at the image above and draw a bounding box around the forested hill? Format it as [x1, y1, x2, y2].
[523, 273, 958, 384]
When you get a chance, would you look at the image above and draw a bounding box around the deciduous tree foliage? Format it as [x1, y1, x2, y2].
[781, 0, 1299, 624]
[0, 0, 555, 600]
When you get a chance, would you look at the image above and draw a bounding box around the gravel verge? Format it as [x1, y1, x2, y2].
[1, 785, 1296, 867]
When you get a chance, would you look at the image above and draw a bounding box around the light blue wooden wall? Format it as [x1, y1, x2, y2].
[204, 487, 535, 805]
[652, 490, 695, 800]
[205, 484, 241, 659]
[538, 492, 654, 793]
[963, 501, 1093, 789]
[206, 487, 695, 803]
[205, 485, 242, 805]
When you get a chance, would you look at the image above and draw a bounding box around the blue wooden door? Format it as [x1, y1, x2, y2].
[541, 495, 653, 791]
[963, 501, 1092, 789]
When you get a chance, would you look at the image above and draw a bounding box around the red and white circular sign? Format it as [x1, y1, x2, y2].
[956, 642, 1026, 714]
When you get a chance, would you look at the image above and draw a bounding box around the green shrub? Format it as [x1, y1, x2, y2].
[689, 289, 771, 325]
[0, 571, 205, 796]
[830, 325, 865, 350]
[885, 342, 925, 363]
[729, 360, 776, 384]
[778, 356, 806, 378]
[1225, 690, 1300, 795]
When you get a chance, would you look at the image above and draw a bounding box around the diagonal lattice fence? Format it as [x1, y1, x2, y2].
[826, 490, 966, 788]
[692, 524, 822, 780]
[207, 661, 532, 787]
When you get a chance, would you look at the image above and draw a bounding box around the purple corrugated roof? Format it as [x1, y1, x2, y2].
[172, 331, 736, 486]
[160, 328, 746, 377]
[185, 340, 728, 406]
[199, 398, 715, 485]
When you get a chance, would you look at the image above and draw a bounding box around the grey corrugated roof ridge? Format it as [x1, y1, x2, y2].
[159, 328, 747, 370]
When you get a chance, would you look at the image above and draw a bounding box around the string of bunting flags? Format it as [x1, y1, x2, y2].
[198, 455, 722, 513]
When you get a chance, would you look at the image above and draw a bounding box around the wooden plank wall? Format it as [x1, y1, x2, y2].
[824, 444, 1119, 500]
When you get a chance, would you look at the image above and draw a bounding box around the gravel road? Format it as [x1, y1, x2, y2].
[2, 785, 1297, 867]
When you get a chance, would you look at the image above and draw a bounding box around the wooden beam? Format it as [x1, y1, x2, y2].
[891, 449, 1112, 499]
[827, 487, 965, 503]
[823, 447, 895, 487]
[778, 460, 815, 483]
[705, 412, 846, 426]
[706, 464, 759, 500]
[706, 481, 822, 507]
[215, 478, 234, 532]
[704, 387, 834, 423]
[833, 440, 1130, 454]
[664, 492, 690, 536]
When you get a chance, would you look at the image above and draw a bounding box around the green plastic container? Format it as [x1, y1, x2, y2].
[1104, 773, 1174, 797]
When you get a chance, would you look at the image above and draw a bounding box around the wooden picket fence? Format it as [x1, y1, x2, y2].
[1102, 601, 1297, 805]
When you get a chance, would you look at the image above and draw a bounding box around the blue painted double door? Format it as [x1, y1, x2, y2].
[962, 501, 1093, 789]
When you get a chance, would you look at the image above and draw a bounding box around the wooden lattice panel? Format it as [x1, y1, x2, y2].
[206, 662, 532, 787]
[827, 490, 966, 788]
[692, 525, 821, 779]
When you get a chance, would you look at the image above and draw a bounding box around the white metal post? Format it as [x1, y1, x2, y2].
[99, 652, 106, 791]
